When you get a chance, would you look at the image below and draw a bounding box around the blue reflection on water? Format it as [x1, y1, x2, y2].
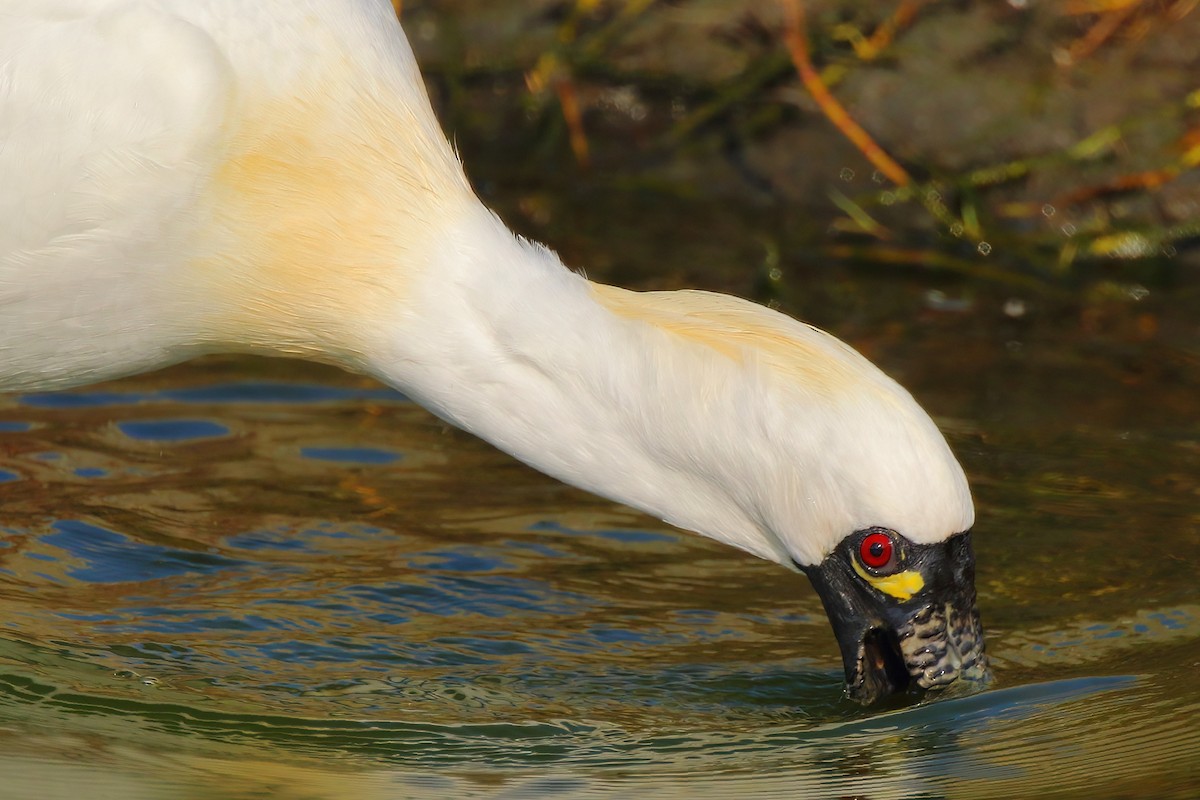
[18, 392, 130, 408]
[73, 467, 107, 478]
[1149, 610, 1188, 630]
[226, 533, 313, 553]
[0, 421, 33, 432]
[529, 519, 677, 544]
[117, 419, 230, 441]
[113, 607, 306, 634]
[504, 540, 568, 559]
[343, 574, 594, 620]
[299, 447, 402, 465]
[433, 636, 537, 657]
[225, 523, 386, 553]
[408, 549, 511, 572]
[42, 520, 250, 583]
[1022, 607, 1196, 658]
[162, 381, 406, 404]
[0, 470, 19, 483]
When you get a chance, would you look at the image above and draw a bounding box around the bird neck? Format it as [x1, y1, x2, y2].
[362, 204, 796, 566]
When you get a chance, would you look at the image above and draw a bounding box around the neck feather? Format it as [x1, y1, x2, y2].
[361, 207, 973, 567]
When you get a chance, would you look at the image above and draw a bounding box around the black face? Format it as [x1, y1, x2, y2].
[799, 529, 989, 704]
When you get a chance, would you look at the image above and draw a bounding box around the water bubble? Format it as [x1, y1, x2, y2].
[872, 170, 885, 184]
[949, 222, 964, 237]
[416, 18, 439, 42]
[767, 267, 783, 282]
[1041, 204, 1056, 217]
[1060, 223, 1077, 237]
[602, 87, 647, 121]
[977, 241, 992, 256]
[925, 290, 972, 312]
[141, 677, 160, 687]
[1102, 233, 1154, 259]
[1003, 298, 1027, 318]
[1126, 285, 1149, 301]
[1161, 244, 1177, 258]
[881, 191, 896, 206]
[926, 189, 942, 204]
[839, 167, 855, 182]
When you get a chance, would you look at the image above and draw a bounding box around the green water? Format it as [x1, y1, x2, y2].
[1, 182, 1198, 798]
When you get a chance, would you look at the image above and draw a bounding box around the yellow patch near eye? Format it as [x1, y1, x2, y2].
[852, 562, 925, 602]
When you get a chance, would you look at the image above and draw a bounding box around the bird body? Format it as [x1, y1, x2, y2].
[2, 0, 463, 385]
[0, 0, 985, 702]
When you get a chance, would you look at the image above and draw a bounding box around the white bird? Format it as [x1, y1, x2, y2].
[0, 0, 987, 703]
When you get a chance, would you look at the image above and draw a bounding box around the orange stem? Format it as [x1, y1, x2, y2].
[860, 0, 924, 60]
[554, 77, 591, 170]
[779, 0, 911, 187]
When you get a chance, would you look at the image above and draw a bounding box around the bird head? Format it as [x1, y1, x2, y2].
[800, 527, 986, 704]
[585, 285, 990, 704]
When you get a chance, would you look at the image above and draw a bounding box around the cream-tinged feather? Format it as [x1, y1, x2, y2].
[0, 0, 973, 569]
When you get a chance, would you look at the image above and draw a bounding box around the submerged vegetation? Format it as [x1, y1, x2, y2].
[402, 1, 1200, 293]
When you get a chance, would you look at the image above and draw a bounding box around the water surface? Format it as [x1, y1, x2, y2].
[2, 291, 1198, 800]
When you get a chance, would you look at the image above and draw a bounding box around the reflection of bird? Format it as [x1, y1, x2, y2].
[0, 0, 986, 703]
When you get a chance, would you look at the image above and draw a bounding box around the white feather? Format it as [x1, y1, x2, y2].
[0, 0, 973, 568]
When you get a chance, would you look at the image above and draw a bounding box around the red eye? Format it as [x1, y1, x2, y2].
[859, 532, 894, 570]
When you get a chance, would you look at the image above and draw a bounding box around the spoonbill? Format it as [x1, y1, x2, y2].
[0, 0, 987, 703]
